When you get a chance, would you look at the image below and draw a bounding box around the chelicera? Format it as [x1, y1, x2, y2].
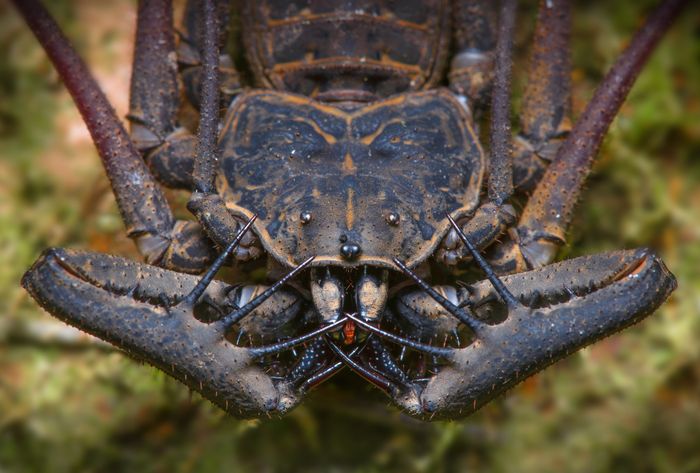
[15, 0, 683, 420]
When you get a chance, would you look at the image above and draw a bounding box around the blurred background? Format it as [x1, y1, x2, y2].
[0, 1, 698, 472]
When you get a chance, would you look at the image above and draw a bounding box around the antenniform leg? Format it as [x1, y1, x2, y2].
[178, 0, 241, 109]
[439, 0, 518, 266]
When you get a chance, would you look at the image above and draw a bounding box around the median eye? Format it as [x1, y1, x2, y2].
[390, 135, 400, 144]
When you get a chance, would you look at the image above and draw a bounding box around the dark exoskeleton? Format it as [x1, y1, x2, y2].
[15, 0, 684, 419]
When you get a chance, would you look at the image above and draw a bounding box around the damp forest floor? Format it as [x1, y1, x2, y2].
[0, 1, 699, 472]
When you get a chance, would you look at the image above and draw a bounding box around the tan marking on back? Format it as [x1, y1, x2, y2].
[349, 94, 408, 118]
[346, 188, 355, 230]
[342, 152, 357, 174]
[293, 117, 338, 144]
[260, 92, 349, 118]
[359, 118, 405, 145]
[264, 12, 429, 32]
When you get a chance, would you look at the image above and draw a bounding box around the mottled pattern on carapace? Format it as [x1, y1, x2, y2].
[242, 0, 451, 96]
[217, 88, 484, 268]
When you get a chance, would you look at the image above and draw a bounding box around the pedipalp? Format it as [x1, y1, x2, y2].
[338, 249, 676, 418]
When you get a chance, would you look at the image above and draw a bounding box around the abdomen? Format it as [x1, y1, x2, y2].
[242, 0, 452, 100]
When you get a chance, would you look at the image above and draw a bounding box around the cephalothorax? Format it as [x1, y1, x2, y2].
[16, 0, 683, 419]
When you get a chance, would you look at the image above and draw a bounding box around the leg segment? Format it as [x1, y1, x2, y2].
[128, 0, 259, 265]
[487, 0, 517, 206]
[439, 0, 519, 266]
[282, 338, 343, 394]
[178, 0, 241, 110]
[128, 0, 197, 190]
[128, 0, 179, 151]
[13, 0, 215, 273]
[494, 0, 689, 271]
[191, 0, 221, 195]
[361, 337, 415, 390]
[437, 202, 517, 266]
[512, 0, 572, 192]
[129, 0, 241, 190]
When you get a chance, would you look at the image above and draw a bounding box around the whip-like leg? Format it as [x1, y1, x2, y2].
[178, 0, 241, 110]
[440, 0, 519, 266]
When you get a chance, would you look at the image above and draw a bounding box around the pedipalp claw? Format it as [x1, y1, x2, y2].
[21, 248, 301, 418]
[416, 249, 676, 419]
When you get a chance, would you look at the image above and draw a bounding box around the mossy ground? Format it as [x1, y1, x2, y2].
[0, 1, 699, 472]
